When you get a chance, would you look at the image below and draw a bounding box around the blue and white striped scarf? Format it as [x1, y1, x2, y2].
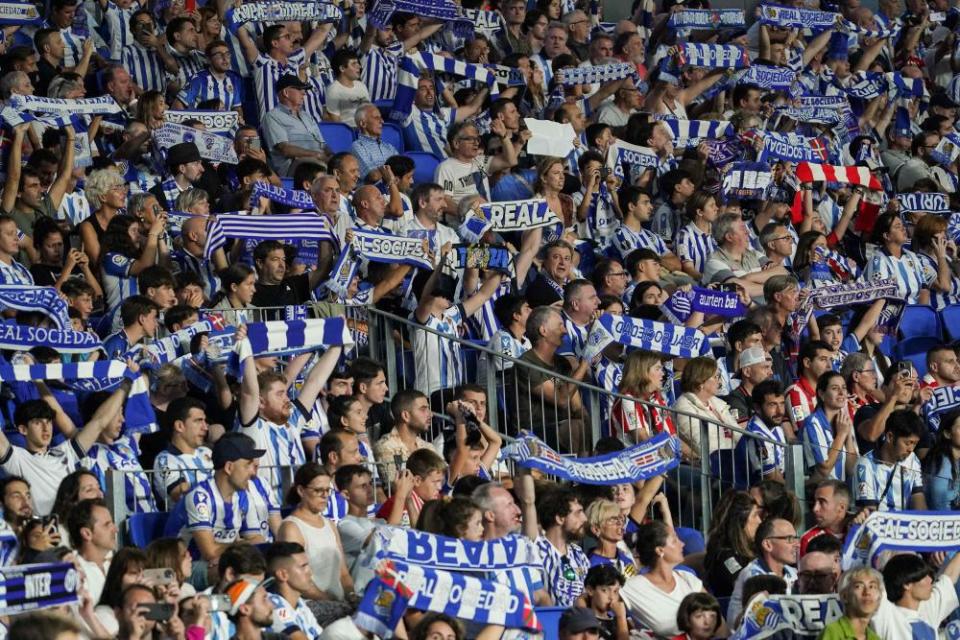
[674, 43, 750, 69]
[250, 181, 315, 210]
[668, 9, 745, 30]
[556, 62, 636, 87]
[503, 431, 680, 485]
[659, 118, 733, 147]
[758, 4, 838, 29]
[351, 229, 434, 270]
[204, 212, 335, 259]
[775, 106, 841, 124]
[326, 244, 358, 299]
[731, 594, 842, 640]
[841, 511, 960, 570]
[224, 1, 341, 34]
[460, 199, 560, 238]
[0, 562, 80, 615]
[0, 286, 70, 330]
[923, 385, 960, 432]
[840, 17, 902, 40]
[606, 139, 659, 179]
[153, 122, 239, 164]
[843, 71, 888, 100]
[372, 526, 542, 571]
[450, 244, 512, 273]
[9, 94, 121, 115]
[736, 65, 798, 92]
[898, 192, 949, 215]
[582, 313, 711, 362]
[232, 318, 355, 376]
[369, 0, 460, 31]
[391, 53, 500, 126]
[0, 322, 101, 353]
[164, 109, 239, 133]
[356, 560, 541, 637]
[0, 361, 157, 434]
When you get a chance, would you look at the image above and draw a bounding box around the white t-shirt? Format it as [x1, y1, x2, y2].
[620, 570, 703, 638]
[435, 155, 492, 204]
[870, 574, 958, 640]
[0, 441, 82, 515]
[325, 80, 371, 127]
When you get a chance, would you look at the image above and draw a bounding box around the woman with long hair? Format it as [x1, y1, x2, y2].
[924, 409, 960, 510]
[912, 213, 959, 310]
[802, 371, 858, 482]
[416, 496, 484, 541]
[145, 537, 194, 596]
[675, 192, 719, 280]
[278, 463, 353, 600]
[749, 480, 803, 531]
[865, 212, 927, 304]
[51, 469, 103, 545]
[196, 6, 222, 49]
[611, 351, 680, 447]
[95, 547, 147, 634]
[703, 491, 762, 597]
[210, 262, 256, 326]
[793, 230, 859, 287]
[586, 498, 638, 579]
[99, 213, 167, 318]
[534, 156, 575, 234]
[325, 395, 369, 435]
[135, 90, 167, 130]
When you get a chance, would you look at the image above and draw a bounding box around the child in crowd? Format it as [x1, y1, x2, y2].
[582, 564, 629, 640]
[671, 592, 723, 640]
[377, 447, 446, 527]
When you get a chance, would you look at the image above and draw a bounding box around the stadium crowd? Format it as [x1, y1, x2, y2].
[5, 0, 960, 638]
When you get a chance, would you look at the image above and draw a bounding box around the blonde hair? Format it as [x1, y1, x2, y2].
[174, 187, 209, 213]
[533, 156, 565, 193]
[586, 498, 621, 534]
[680, 356, 718, 394]
[85, 168, 125, 211]
[619, 350, 663, 396]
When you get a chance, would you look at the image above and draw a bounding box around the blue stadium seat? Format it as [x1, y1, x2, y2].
[382, 123, 404, 153]
[535, 606, 567, 640]
[126, 512, 170, 548]
[943, 304, 960, 341]
[374, 99, 393, 120]
[408, 151, 442, 185]
[893, 336, 942, 377]
[280, 177, 295, 191]
[900, 304, 941, 340]
[318, 122, 356, 153]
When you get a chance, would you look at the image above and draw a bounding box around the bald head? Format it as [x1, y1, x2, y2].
[182, 216, 207, 245]
[353, 184, 386, 226]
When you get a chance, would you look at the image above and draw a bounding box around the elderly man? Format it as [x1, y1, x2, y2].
[703, 213, 788, 297]
[597, 82, 641, 129]
[353, 185, 387, 231]
[262, 74, 329, 177]
[350, 103, 399, 179]
[435, 119, 518, 211]
[528, 240, 577, 307]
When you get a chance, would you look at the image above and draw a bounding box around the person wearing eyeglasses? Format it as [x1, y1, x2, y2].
[435, 119, 519, 212]
[726, 517, 799, 623]
[585, 498, 638, 581]
[173, 39, 245, 124]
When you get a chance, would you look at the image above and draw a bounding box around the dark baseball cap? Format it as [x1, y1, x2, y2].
[559, 608, 600, 635]
[212, 433, 265, 468]
[276, 74, 311, 92]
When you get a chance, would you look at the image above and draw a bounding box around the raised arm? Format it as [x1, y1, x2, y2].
[461, 271, 506, 317]
[47, 126, 76, 211]
[514, 227, 543, 285]
[515, 468, 539, 541]
[1, 123, 27, 214]
[236, 325, 261, 425]
[297, 345, 344, 409]
[75, 374, 134, 452]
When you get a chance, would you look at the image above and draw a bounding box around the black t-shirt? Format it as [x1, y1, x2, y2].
[525, 273, 563, 307]
[29, 264, 60, 287]
[251, 272, 311, 312]
[704, 547, 751, 598]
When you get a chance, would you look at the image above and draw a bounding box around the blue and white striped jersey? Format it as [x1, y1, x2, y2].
[536, 536, 589, 608]
[170, 249, 221, 301]
[0, 259, 33, 285]
[594, 357, 623, 430]
[613, 221, 668, 261]
[249, 475, 281, 541]
[84, 435, 157, 513]
[572, 188, 616, 250]
[253, 49, 307, 125]
[918, 251, 960, 311]
[412, 304, 465, 395]
[172, 478, 263, 553]
[57, 191, 92, 228]
[176, 69, 244, 111]
[102, 252, 138, 317]
[362, 40, 403, 102]
[402, 105, 455, 157]
[269, 594, 323, 639]
[239, 413, 304, 505]
[675, 222, 718, 276]
[802, 408, 854, 481]
[152, 444, 213, 505]
[104, 0, 139, 61]
[855, 450, 923, 512]
[864, 247, 926, 304]
[170, 48, 207, 88]
[735, 414, 786, 480]
[120, 40, 165, 93]
[59, 25, 87, 68]
[0, 517, 17, 567]
[558, 312, 590, 358]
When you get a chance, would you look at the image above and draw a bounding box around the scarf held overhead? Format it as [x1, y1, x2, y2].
[462, 199, 560, 239]
[0, 286, 71, 330]
[0, 323, 101, 353]
[164, 110, 239, 133]
[250, 181, 315, 210]
[351, 229, 434, 270]
[898, 192, 949, 214]
[225, 1, 341, 33]
[502, 431, 680, 485]
[582, 313, 711, 362]
[673, 43, 750, 69]
[606, 139, 659, 179]
[391, 53, 500, 126]
[758, 4, 838, 29]
[667, 9, 745, 30]
[154, 122, 239, 164]
[0, 1, 42, 26]
[204, 212, 334, 259]
[795, 162, 883, 190]
[8, 94, 121, 115]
